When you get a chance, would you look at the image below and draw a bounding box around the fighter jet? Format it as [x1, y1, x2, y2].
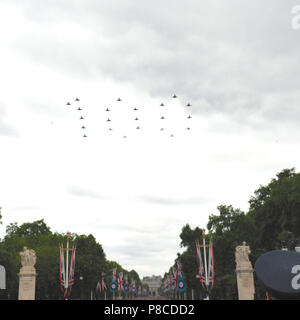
[186, 103, 191, 107]
[75, 98, 80, 101]
[173, 94, 177, 98]
[160, 103, 164, 106]
[117, 98, 122, 101]
[187, 127, 191, 130]
[81, 126, 86, 129]
[108, 128, 113, 131]
[107, 118, 111, 122]
[161, 116, 165, 120]
[66, 102, 71, 105]
[83, 134, 87, 138]
[136, 126, 140, 130]
[133, 108, 138, 111]
[187, 115, 192, 119]
[106, 108, 110, 111]
[134, 117, 139, 120]
[80, 116, 84, 120]
[77, 107, 82, 111]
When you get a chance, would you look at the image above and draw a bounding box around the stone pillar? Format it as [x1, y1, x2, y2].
[18, 247, 37, 300]
[235, 242, 255, 300]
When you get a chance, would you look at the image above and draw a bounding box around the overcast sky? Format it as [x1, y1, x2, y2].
[0, 0, 300, 278]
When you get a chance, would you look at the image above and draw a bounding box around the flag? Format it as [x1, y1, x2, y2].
[131, 281, 137, 294]
[172, 267, 178, 290]
[123, 275, 129, 293]
[118, 272, 124, 292]
[59, 245, 65, 292]
[110, 268, 118, 293]
[163, 279, 169, 293]
[176, 261, 186, 293]
[170, 272, 176, 292]
[196, 242, 206, 289]
[96, 281, 101, 293]
[96, 278, 107, 292]
[208, 241, 215, 289]
[68, 247, 76, 287]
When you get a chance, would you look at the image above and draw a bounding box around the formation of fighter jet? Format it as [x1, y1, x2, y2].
[66, 94, 193, 139]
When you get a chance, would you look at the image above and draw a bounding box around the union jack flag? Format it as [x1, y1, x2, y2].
[68, 247, 76, 287]
[59, 245, 65, 292]
[172, 267, 178, 290]
[196, 242, 206, 289]
[208, 241, 215, 289]
[96, 278, 107, 292]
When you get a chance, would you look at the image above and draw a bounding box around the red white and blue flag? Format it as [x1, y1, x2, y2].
[196, 243, 206, 289]
[68, 247, 76, 288]
[110, 268, 118, 293]
[59, 245, 65, 292]
[208, 241, 215, 289]
[177, 261, 186, 292]
[118, 272, 123, 292]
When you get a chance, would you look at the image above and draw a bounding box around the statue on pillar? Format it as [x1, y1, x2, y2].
[235, 242, 255, 300]
[20, 247, 36, 268]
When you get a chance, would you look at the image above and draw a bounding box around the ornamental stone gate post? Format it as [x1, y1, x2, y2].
[18, 247, 37, 300]
[235, 242, 255, 300]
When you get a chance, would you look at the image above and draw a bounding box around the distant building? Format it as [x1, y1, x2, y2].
[142, 275, 162, 296]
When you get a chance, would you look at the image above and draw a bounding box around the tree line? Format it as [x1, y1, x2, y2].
[161, 168, 300, 300]
[0, 218, 145, 300]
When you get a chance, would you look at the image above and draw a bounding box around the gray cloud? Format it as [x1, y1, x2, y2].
[0, 104, 18, 137]
[139, 195, 212, 206]
[11, 0, 300, 128]
[68, 186, 108, 200]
